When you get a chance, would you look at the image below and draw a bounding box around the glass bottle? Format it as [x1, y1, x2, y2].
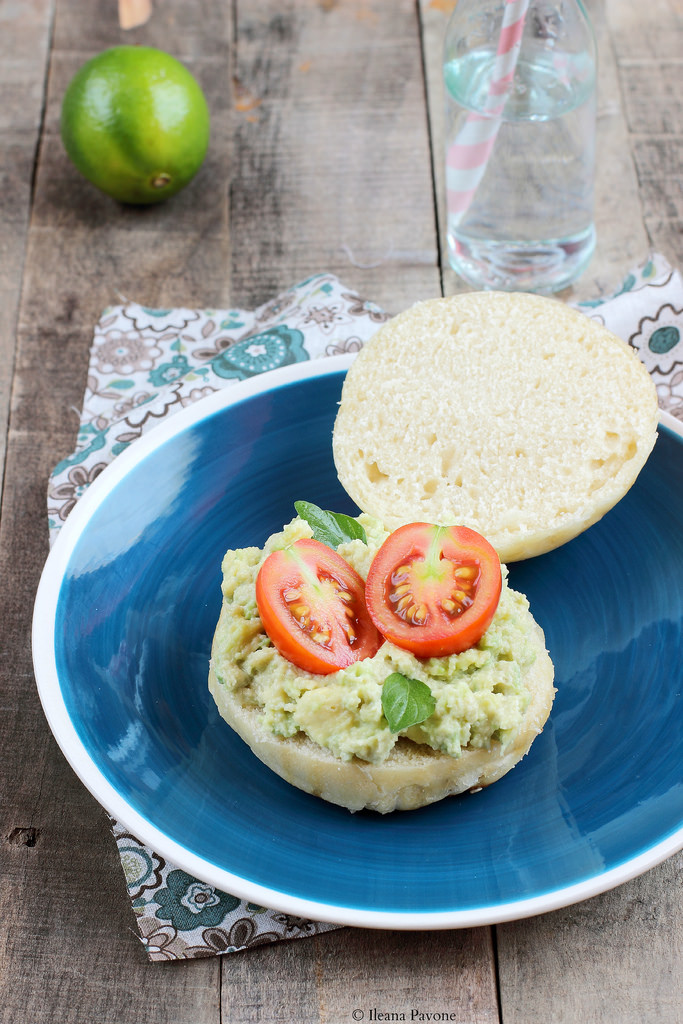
[443, 0, 597, 292]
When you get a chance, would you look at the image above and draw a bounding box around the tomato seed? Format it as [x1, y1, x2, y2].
[407, 603, 428, 625]
[455, 566, 478, 581]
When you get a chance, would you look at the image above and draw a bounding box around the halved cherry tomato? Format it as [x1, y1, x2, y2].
[255, 538, 382, 674]
[365, 524, 502, 658]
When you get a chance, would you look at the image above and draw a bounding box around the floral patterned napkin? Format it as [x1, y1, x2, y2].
[574, 252, 683, 419]
[47, 259, 683, 961]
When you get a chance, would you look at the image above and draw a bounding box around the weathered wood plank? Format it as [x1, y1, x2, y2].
[0, 0, 54, 495]
[497, 854, 683, 1024]
[606, 0, 683, 61]
[641, 217, 683, 269]
[0, 0, 227, 1020]
[3, 1, 681, 1022]
[52, 0, 231, 59]
[631, 139, 683, 198]
[606, 0, 683, 268]
[223, 926, 499, 1024]
[18, 224, 232, 331]
[619, 61, 683, 136]
[229, 0, 440, 313]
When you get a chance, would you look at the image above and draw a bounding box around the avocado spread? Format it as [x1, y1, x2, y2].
[210, 514, 537, 765]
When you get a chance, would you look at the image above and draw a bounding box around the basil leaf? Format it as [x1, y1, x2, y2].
[294, 500, 367, 549]
[381, 673, 436, 733]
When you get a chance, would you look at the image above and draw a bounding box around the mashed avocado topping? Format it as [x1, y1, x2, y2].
[210, 514, 536, 765]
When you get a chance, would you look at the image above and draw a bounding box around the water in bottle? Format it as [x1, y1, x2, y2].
[444, 0, 596, 293]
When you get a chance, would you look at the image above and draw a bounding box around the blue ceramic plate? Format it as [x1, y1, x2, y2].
[33, 356, 683, 928]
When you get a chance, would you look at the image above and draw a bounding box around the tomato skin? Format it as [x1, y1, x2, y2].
[255, 538, 382, 675]
[365, 524, 502, 658]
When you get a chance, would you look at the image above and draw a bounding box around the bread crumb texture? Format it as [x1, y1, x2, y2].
[332, 292, 659, 561]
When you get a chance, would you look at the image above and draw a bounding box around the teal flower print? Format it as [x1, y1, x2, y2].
[211, 325, 308, 380]
[649, 325, 680, 355]
[614, 273, 636, 297]
[155, 870, 241, 931]
[629, 302, 683, 374]
[220, 313, 247, 330]
[148, 354, 191, 386]
[118, 840, 164, 901]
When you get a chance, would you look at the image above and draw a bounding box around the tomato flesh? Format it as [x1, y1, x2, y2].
[255, 538, 382, 674]
[365, 524, 502, 658]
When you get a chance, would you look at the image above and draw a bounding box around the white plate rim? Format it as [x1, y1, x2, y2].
[32, 356, 683, 929]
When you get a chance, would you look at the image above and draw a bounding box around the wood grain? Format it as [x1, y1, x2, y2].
[497, 854, 683, 1024]
[0, 0, 54, 482]
[223, 927, 499, 1024]
[606, 0, 683, 269]
[0, 1, 225, 1020]
[52, 0, 231, 59]
[228, 0, 440, 313]
[606, 0, 683, 61]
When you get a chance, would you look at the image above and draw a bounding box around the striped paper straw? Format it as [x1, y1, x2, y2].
[446, 0, 531, 225]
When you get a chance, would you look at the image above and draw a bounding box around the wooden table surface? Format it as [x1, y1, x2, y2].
[2, 1, 681, 1021]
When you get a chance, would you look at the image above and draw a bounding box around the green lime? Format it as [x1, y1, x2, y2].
[60, 45, 210, 205]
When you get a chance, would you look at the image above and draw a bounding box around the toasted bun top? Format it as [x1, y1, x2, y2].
[332, 291, 659, 561]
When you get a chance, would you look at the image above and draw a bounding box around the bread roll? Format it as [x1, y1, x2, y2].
[332, 291, 659, 562]
[209, 603, 555, 814]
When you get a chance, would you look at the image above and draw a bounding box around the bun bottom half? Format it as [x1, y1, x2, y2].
[208, 610, 555, 814]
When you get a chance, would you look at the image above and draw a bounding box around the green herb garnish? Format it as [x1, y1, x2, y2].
[294, 500, 367, 550]
[381, 673, 436, 733]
